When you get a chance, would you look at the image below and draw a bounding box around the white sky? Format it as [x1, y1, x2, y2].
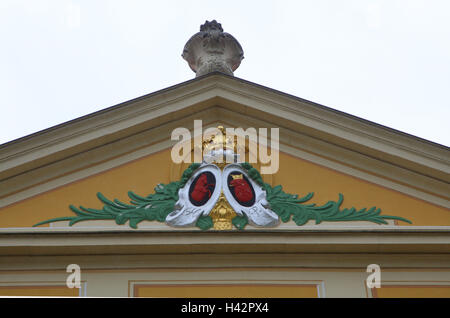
[1, 0, 449, 147]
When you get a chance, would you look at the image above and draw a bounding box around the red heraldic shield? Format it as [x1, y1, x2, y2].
[229, 178, 254, 203]
[190, 173, 215, 204]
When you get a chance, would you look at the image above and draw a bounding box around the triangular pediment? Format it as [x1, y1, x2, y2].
[0, 73, 449, 231]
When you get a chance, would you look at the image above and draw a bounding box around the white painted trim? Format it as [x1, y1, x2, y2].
[317, 281, 326, 298]
[0, 231, 449, 254]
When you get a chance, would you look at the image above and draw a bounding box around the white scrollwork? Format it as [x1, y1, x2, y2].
[222, 164, 280, 227]
[166, 163, 280, 228]
[165, 164, 222, 227]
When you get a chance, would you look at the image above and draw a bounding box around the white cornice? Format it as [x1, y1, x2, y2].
[1, 228, 450, 255]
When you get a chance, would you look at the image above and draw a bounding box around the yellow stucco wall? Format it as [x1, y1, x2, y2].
[0, 286, 79, 296]
[0, 148, 448, 228]
[373, 286, 450, 298]
[134, 284, 318, 298]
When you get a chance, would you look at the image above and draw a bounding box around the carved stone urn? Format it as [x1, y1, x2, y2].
[182, 20, 244, 77]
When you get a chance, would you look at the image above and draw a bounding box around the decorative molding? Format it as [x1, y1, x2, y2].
[1, 228, 450, 256]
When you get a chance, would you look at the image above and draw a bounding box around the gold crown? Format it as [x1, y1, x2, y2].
[202, 125, 236, 154]
[231, 174, 243, 180]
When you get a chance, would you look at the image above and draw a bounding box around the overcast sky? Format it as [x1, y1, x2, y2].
[1, 0, 449, 147]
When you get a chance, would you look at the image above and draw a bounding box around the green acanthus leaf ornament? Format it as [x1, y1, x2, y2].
[33, 161, 411, 230]
[33, 163, 207, 230]
[238, 162, 412, 228]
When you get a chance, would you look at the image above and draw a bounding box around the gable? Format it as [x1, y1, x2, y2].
[0, 73, 448, 231]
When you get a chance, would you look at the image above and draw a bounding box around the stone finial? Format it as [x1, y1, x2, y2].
[182, 20, 244, 77]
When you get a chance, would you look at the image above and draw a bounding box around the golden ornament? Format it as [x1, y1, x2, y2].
[209, 191, 237, 230]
